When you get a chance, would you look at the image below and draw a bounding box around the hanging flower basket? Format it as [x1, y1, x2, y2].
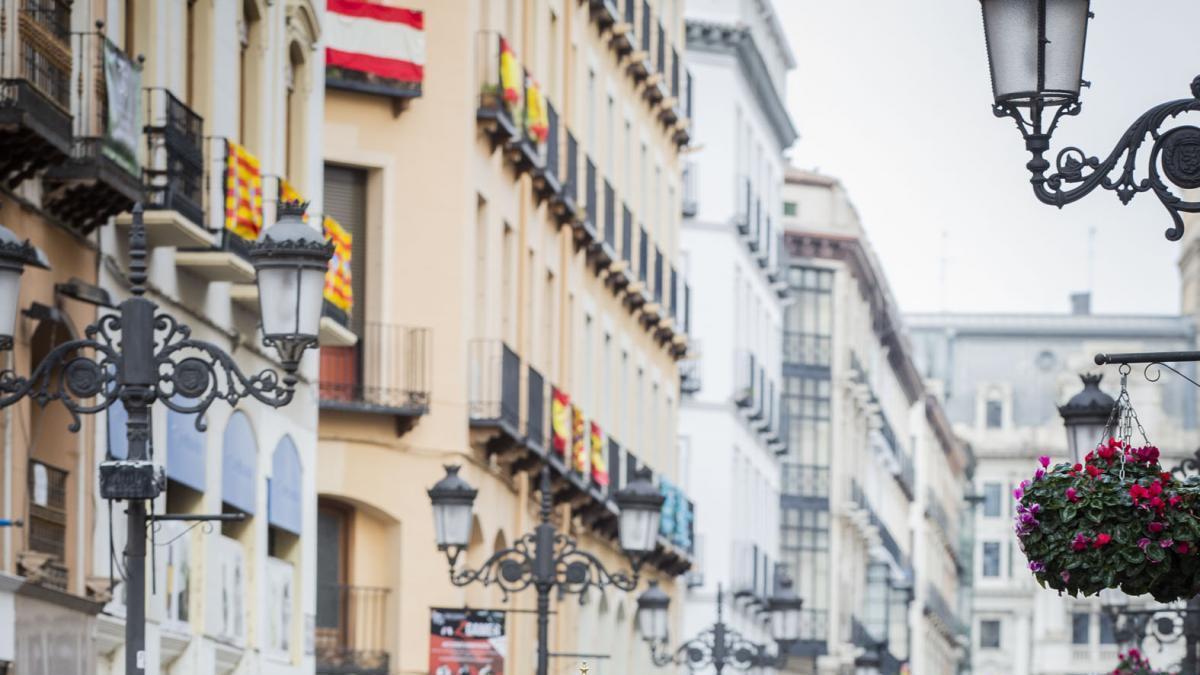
[1112, 648, 1173, 675]
[1016, 437, 1200, 601]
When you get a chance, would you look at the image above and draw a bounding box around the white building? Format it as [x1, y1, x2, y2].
[678, 0, 796, 664]
[88, 2, 326, 674]
[908, 305, 1200, 675]
[782, 169, 973, 675]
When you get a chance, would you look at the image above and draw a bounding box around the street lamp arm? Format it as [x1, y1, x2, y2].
[651, 624, 766, 672]
[551, 532, 639, 596]
[446, 532, 539, 601]
[0, 327, 122, 428]
[997, 76, 1200, 241]
[154, 313, 295, 429]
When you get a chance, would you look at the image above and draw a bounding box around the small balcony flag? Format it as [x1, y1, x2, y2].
[590, 421, 608, 487]
[326, 1, 425, 96]
[500, 38, 521, 105]
[526, 77, 549, 143]
[572, 407, 590, 475]
[323, 217, 353, 313]
[224, 140, 262, 241]
[552, 388, 571, 456]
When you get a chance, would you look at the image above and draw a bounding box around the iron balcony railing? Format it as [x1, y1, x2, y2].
[144, 88, 204, 226]
[544, 102, 560, 183]
[621, 204, 633, 263]
[603, 179, 616, 246]
[685, 70, 694, 119]
[924, 582, 967, 638]
[926, 487, 957, 545]
[565, 131, 579, 203]
[475, 32, 518, 142]
[653, 247, 663, 304]
[679, 351, 701, 395]
[527, 365, 547, 452]
[734, 351, 756, 407]
[16, 2, 71, 109]
[469, 339, 521, 435]
[607, 437, 623, 495]
[784, 330, 832, 368]
[584, 156, 598, 227]
[27, 460, 67, 563]
[638, 225, 649, 283]
[319, 324, 432, 415]
[0, 76, 71, 147]
[316, 585, 390, 675]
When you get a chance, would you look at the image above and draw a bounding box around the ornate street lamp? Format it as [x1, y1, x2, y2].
[638, 580, 801, 674]
[978, 0, 1200, 240]
[428, 464, 664, 675]
[0, 202, 330, 675]
[1058, 373, 1115, 463]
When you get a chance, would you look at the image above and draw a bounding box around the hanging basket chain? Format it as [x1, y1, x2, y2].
[1099, 365, 1152, 482]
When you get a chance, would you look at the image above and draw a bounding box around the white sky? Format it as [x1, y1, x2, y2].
[774, 1, 1200, 315]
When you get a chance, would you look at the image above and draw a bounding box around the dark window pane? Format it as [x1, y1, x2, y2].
[982, 542, 1001, 577]
[980, 620, 1001, 648]
[1099, 613, 1115, 644]
[1072, 612, 1090, 645]
[986, 399, 1003, 429]
[983, 482, 1002, 518]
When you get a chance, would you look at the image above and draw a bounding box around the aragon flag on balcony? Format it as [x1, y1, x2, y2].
[572, 407, 590, 476]
[224, 141, 263, 241]
[327, 0, 425, 97]
[525, 77, 549, 143]
[551, 388, 570, 456]
[590, 421, 608, 487]
[279, 179, 353, 314]
[500, 38, 521, 104]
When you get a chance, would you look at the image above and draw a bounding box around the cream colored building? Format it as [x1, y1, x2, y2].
[780, 169, 972, 675]
[318, 0, 696, 673]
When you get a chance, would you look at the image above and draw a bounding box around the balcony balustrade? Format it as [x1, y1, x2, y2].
[469, 339, 521, 441]
[589, 178, 616, 266]
[532, 102, 562, 201]
[923, 583, 967, 640]
[316, 585, 391, 675]
[588, 0, 620, 30]
[320, 323, 431, 431]
[143, 88, 205, 228]
[782, 463, 830, 502]
[784, 330, 832, 368]
[573, 155, 601, 246]
[673, 70, 694, 147]
[608, 203, 634, 290]
[681, 162, 698, 217]
[611, 0, 636, 56]
[475, 32, 519, 146]
[525, 365, 548, 455]
[627, 1, 651, 81]
[551, 130, 581, 225]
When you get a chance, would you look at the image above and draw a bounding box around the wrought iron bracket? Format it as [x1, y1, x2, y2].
[996, 75, 1200, 240]
[1094, 351, 1200, 389]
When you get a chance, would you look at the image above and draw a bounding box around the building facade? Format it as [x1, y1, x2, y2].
[317, 0, 696, 673]
[908, 307, 1200, 675]
[676, 0, 795, 664]
[781, 169, 972, 675]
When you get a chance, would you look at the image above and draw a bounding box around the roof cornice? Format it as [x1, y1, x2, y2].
[686, 19, 798, 150]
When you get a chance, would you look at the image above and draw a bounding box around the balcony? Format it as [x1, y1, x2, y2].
[786, 609, 830, 657]
[735, 176, 752, 235]
[626, 0, 652, 82]
[672, 70, 694, 148]
[503, 70, 542, 177]
[611, 0, 636, 56]
[475, 32, 519, 147]
[640, 247, 664, 326]
[532, 102, 562, 202]
[469, 339, 522, 447]
[176, 226, 258, 283]
[923, 583, 968, 642]
[642, 22, 670, 106]
[681, 162, 698, 218]
[784, 330, 832, 368]
[42, 32, 142, 233]
[607, 204, 634, 291]
[782, 464, 830, 504]
[624, 224, 650, 309]
[319, 323, 431, 433]
[316, 585, 391, 675]
[659, 48, 682, 127]
[572, 155, 601, 246]
[734, 351, 756, 407]
[588, 0, 620, 31]
[550, 130, 581, 226]
[679, 351, 701, 395]
[589, 179, 616, 267]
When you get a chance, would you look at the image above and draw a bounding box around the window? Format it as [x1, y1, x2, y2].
[324, 165, 369, 333]
[982, 542, 1001, 577]
[785, 267, 833, 366]
[980, 620, 1001, 649]
[1099, 613, 1116, 644]
[986, 398, 1003, 429]
[781, 506, 830, 616]
[783, 200, 797, 217]
[782, 375, 831, 473]
[28, 461, 68, 561]
[983, 482, 1002, 518]
[1072, 612, 1090, 645]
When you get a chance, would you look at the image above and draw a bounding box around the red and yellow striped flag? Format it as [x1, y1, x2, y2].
[590, 421, 608, 487]
[552, 388, 571, 456]
[572, 407, 590, 476]
[526, 77, 548, 143]
[323, 216, 353, 313]
[500, 38, 521, 105]
[224, 140, 263, 240]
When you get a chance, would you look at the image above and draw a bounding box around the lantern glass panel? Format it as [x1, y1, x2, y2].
[1066, 420, 1106, 463]
[637, 603, 668, 643]
[432, 501, 473, 549]
[0, 267, 22, 343]
[772, 605, 801, 642]
[982, 0, 1039, 101]
[297, 265, 325, 336]
[1042, 0, 1089, 96]
[620, 507, 660, 555]
[258, 267, 296, 337]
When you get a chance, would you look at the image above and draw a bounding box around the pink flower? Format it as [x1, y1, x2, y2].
[1178, 543, 1191, 554]
[1013, 487, 1023, 501]
[1138, 537, 1152, 550]
[1039, 455, 1050, 468]
[1066, 487, 1080, 503]
[1161, 538, 1175, 548]
[1061, 570, 1071, 583]
[1094, 533, 1112, 548]
[1086, 465, 1101, 478]
[1148, 522, 1165, 533]
[1170, 495, 1183, 507]
[1071, 533, 1090, 551]
[1035, 469, 1045, 481]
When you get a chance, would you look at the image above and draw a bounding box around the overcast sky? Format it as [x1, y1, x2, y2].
[774, 1, 1200, 316]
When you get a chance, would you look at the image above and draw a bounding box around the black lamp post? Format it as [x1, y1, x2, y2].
[637, 580, 802, 673]
[978, 0, 1200, 241]
[428, 464, 664, 675]
[1058, 373, 1116, 463]
[1100, 586, 1200, 672]
[0, 201, 330, 675]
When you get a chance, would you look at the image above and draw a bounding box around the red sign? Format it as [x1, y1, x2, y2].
[429, 608, 506, 675]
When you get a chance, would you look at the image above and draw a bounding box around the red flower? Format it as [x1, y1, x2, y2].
[1161, 472, 1173, 484]
[1149, 481, 1164, 497]
[1148, 521, 1165, 533]
[1178, 543, 1191, 554]
[1094, 533, 1112, 548]
[1086, 465, 1101, 478]
[1170, 495, 1183, 507]
[1073, 463, 1083, 473]
[1130, 484, 1149, 503]
[1150, 497, 1165, 512]
[1066, 487, 1080, 503]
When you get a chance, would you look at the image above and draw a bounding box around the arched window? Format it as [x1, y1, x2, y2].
[268, 435, 302, 535]
[221, 410, 257, 514]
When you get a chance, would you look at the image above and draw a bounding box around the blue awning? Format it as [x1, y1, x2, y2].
[167, 407, 206, 492]
[221, 411, 257, 514]
[268, 435, 302, 535]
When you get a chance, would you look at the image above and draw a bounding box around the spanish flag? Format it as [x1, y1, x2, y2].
[590, 421, 608, 487]
[572, 406, 590, 476]
[323, 216, 353, 313]
[224, 140, 263, 241]
[525, 77, 548, 143]
[499, 38, 521, 105]
[551, 388, 570, 456]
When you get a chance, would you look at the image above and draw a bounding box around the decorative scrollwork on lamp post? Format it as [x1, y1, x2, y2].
[0, 201, 331, 675]
[427, 464, 665, 675]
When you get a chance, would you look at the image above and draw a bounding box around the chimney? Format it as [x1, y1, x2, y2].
[1070, 292, 1091, 315]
